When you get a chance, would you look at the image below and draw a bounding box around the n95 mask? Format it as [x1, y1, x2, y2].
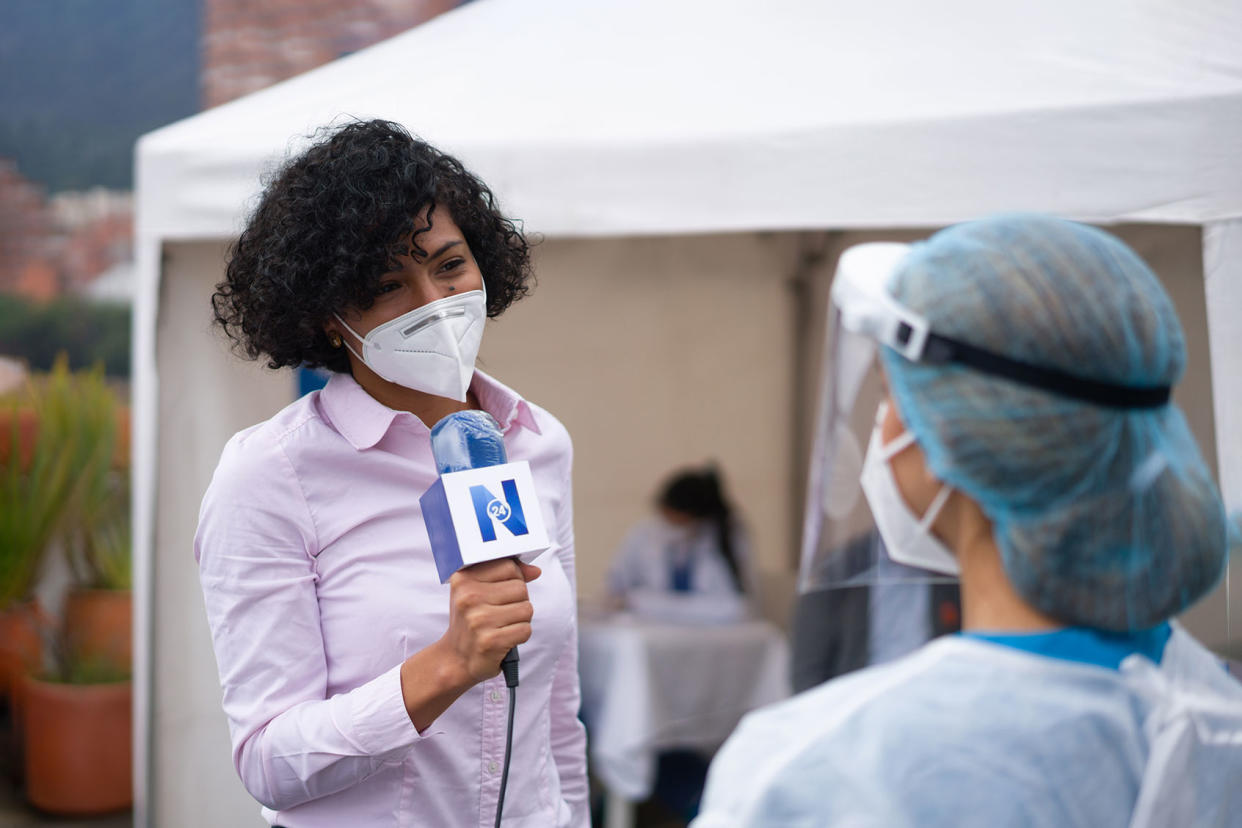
[859, 407, 960, 576]
[335, 289, 486, 401]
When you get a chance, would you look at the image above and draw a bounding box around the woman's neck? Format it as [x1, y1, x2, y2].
[948, 496, 1063, 633]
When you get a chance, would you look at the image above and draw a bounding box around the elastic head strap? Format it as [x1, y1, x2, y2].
[920, 332, 1172, 410]
[918, 484, 954, 533]
[879, 429, 919, 462]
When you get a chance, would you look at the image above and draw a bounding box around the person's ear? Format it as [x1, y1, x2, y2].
[323, 320, 345, 349]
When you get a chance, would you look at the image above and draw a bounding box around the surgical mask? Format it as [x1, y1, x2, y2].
[859, 408, 959, 576]
[334, 289, 486, 401]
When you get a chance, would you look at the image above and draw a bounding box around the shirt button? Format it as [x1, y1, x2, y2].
[490, 689, 501, 702]
[488, 761, 499, 774]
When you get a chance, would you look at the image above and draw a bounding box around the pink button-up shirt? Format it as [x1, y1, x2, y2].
[195, 371, 588, 827]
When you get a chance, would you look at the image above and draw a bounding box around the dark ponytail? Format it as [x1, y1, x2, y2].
[658, 466, 745, 594]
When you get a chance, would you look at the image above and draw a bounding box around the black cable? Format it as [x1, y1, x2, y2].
[494, 647, 520, 828]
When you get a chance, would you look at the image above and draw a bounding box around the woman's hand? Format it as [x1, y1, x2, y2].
[400, 559, 542, 731]
[441, 558, 542, 683]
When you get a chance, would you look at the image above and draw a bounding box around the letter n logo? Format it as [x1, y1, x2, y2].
[469, 479, 529, 542]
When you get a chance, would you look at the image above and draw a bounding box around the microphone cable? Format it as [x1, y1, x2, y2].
[494, 646, 520, 828]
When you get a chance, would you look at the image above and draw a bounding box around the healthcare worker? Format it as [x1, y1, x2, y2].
[606, 466, 754, 623]
[692, 215, 1242, 827]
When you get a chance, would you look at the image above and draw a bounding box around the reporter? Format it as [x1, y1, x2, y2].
[195, 119, 587, 827]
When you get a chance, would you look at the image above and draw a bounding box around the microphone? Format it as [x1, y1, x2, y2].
[420, 410, 551, 584]
[421, 411, 549, 827]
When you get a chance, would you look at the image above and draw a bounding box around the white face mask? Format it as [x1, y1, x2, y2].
[859, 406, 960, 575]
[335, 288, 487, 402]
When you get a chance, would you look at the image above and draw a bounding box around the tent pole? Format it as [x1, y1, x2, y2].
[131, 235, 162, 828]
[1204, 219, 1242, 651]
[787, 232, 838, 571]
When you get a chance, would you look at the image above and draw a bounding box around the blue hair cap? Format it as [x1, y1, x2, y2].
[880, 214, 1228, 631]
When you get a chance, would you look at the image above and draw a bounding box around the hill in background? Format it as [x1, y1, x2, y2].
[0, 0, 200, 192]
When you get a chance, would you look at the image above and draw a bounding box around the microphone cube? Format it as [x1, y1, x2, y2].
[420, 460, 552, 583]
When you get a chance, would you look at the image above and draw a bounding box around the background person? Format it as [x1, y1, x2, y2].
[589, 466, 761, 821]
[606, 466, 754, 623]
[693, 215, 1242, 827]
[196, 120, 587, 827]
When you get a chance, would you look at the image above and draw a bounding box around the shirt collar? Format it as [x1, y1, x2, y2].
[472, 369, 542, 436]
[319, 370, 541, 452]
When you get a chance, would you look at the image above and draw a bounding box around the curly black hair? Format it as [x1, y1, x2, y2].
[212, 119, 533, 373]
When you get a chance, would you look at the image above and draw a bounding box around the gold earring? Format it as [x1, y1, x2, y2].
[329, 332, 343, 348]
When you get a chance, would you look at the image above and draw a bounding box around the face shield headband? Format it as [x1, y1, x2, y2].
[836, 244, 1173, 411]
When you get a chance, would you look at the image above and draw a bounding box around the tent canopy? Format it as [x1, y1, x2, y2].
[136, 0, 1242, 242]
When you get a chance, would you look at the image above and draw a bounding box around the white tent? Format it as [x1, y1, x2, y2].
[134, 0, 1242, 825]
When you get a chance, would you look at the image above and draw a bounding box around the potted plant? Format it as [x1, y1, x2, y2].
[54, 361, 130, 673]
[0, 363, 79, 703]
[21, 622, 131, 815]
[16, 358, 132, 815]
[61, 509, 131, 674]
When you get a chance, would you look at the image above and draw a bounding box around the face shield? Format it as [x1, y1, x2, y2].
[799, 243, 959, 601]
[793, 243, 964, 679]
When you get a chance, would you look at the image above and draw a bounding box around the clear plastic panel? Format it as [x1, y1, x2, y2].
[793, 311, 960, 690]
[801, 315, 956, 592]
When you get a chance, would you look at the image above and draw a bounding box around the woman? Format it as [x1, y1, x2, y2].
[693, 215, 1242, 826]
[606, 466, 753, 623]
[196, 120, 587, 827]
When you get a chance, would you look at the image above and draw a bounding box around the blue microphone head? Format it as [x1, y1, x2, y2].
[429, 411, 508, 474]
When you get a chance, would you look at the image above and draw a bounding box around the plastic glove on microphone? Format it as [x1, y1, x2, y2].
[421, 411, 551, 583]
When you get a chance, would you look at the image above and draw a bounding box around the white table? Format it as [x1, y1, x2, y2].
[578, 614, 791, 827]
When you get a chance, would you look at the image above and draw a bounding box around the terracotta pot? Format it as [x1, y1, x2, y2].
[0, 408, 38, 471]
[21, 676, 132, 815]
[63, 589, 131, 674]
[0, 602, 45, 701]
[114, 405, 130, 469]
[0, 406, 128, 471]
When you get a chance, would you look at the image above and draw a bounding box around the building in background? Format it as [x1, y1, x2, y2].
[52, 190, 134, 295]
[0, 1, 461, 382]
[0, 159, 59, 301]
[202, 0, 459, 107]
[1, 0, 462, 307]
[0, 160, 133, 303]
